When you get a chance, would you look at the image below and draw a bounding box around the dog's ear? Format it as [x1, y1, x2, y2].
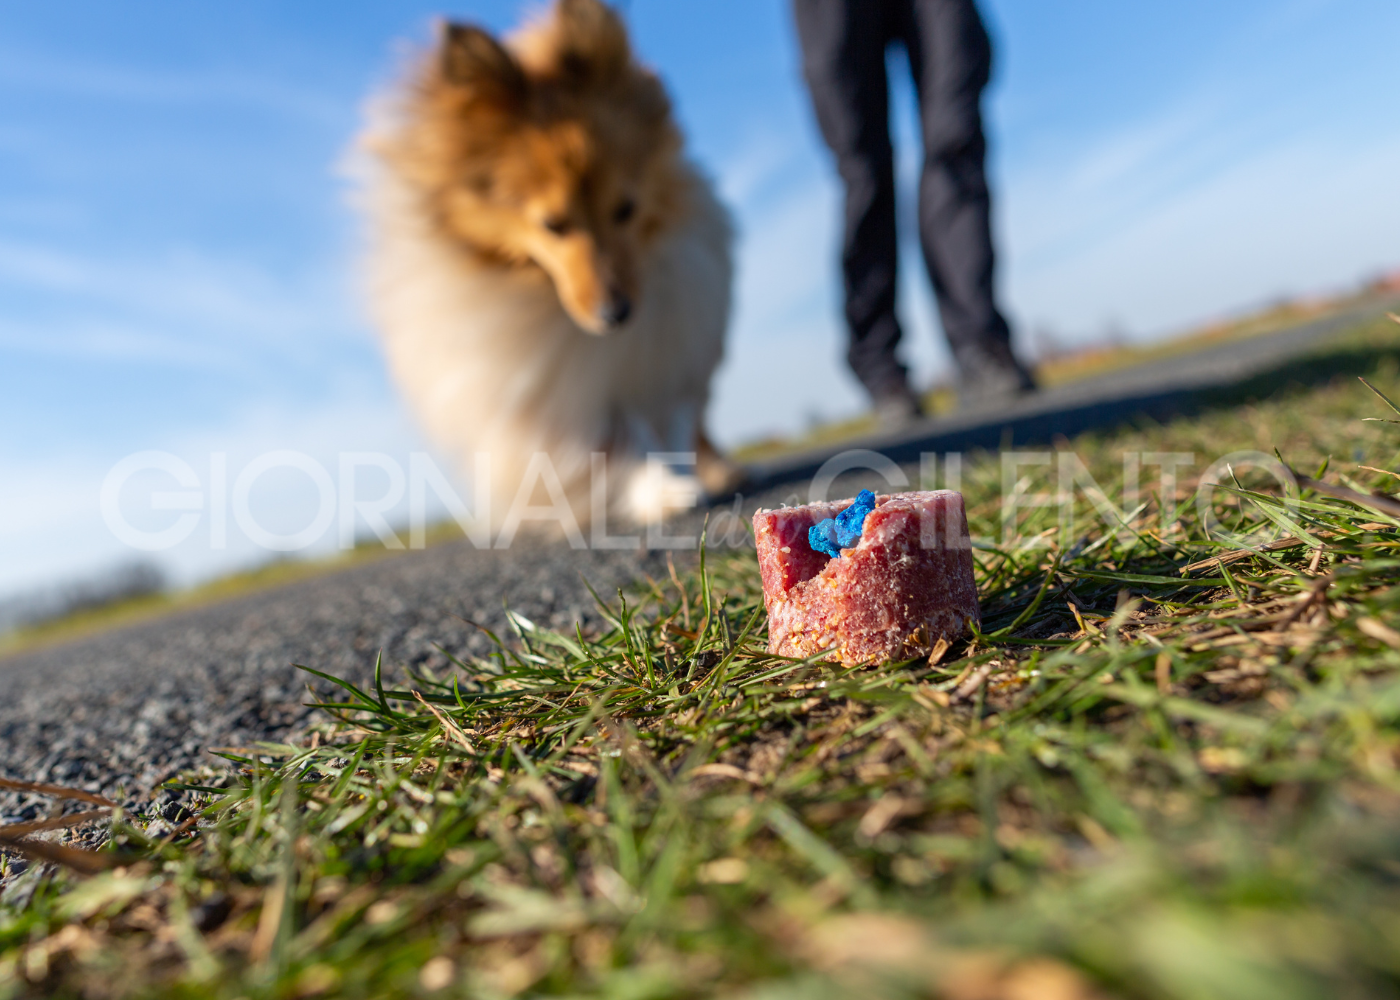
[437, 21, 527, 107]
[551, 0, 631, 89]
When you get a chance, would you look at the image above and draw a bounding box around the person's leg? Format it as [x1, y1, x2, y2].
[793, 0, 919, 419]
[902, 0, 1033, 403]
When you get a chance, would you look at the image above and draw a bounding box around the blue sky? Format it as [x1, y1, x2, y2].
[2, 0, 1398, 594]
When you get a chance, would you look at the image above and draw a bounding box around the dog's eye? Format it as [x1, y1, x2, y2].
[543, 215, 572, 236]
[613, 198, 636, 224]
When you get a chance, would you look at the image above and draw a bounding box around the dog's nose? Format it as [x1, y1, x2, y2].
[599, 290, 632, 328]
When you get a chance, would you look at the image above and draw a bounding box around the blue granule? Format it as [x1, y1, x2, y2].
[808, 489, 877, 559]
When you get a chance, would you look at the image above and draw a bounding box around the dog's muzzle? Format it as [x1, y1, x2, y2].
[599, 289, 632, 329]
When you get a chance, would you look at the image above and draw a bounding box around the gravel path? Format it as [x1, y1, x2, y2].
[0, 540, 697, 816]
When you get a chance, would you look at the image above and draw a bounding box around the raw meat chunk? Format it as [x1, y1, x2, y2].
[753, 490, 979, 666]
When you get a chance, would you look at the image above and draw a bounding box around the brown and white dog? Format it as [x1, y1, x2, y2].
[359, 0, 738, 533]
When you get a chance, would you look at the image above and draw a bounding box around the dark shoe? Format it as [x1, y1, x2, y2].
[873, 387, 924, 431]
[957, 348, 1036, 411]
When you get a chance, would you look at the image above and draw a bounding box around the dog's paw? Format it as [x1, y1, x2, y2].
[624, 461, 701, 525]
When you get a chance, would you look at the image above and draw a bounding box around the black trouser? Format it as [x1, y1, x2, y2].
[794, 0, 1013, 399]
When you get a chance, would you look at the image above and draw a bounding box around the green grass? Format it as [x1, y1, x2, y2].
[5, 318, 1400, 999]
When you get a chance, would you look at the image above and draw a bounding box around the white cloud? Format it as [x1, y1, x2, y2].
[0, 238, 370, 369]
[1003, 125, 1400, 340]
[0, 44, 345, 126]
[0, 389, 438, 598]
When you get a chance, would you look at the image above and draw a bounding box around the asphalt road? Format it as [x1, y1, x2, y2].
[0, 541, 693, 814]
[2, 297, 1396, 816]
